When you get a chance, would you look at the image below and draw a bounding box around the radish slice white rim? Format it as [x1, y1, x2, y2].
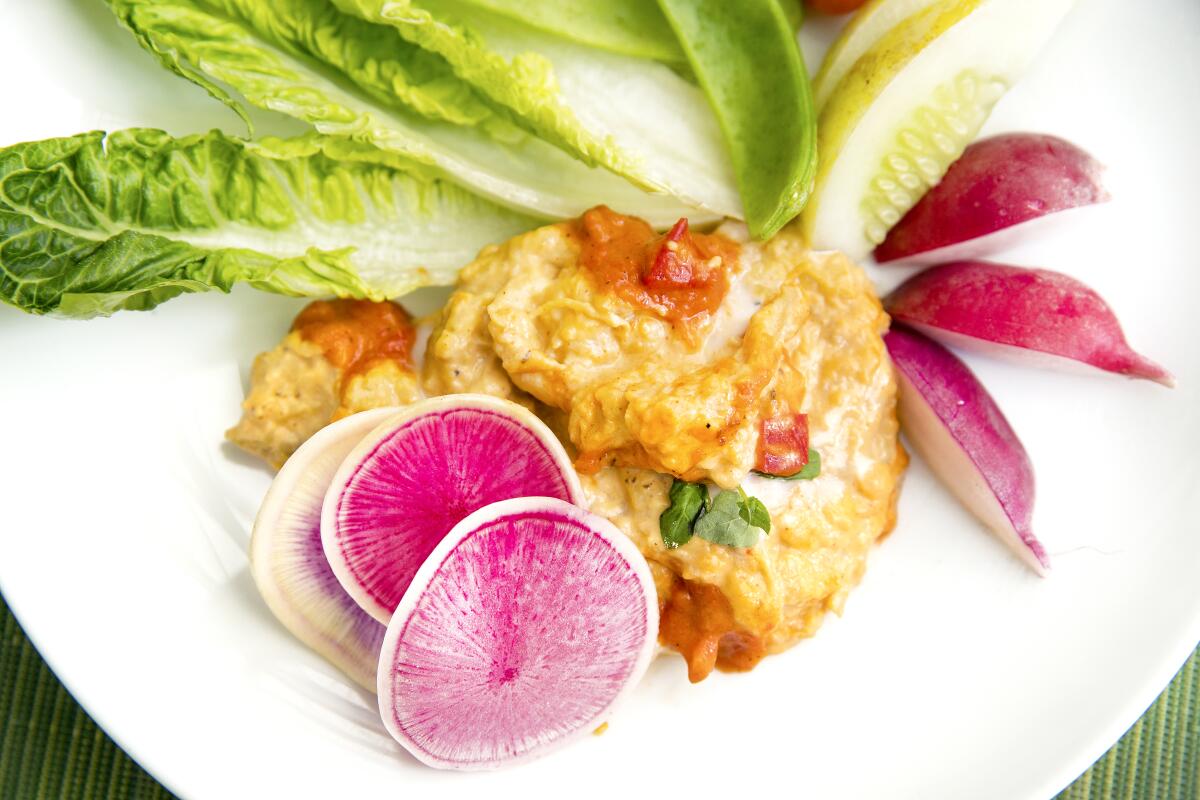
[322, 394, 584, 624]
[377, 496, 658, 770]
[250, 407, 401, 691]
[872, 203, 1106, 267]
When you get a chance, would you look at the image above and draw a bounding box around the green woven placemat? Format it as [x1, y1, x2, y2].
[1, 595, 1195, 799]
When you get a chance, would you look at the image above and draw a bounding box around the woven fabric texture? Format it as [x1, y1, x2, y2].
[1, 596, 1195, 799]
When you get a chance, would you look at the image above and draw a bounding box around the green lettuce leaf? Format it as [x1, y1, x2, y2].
[0, 129, 538, 317]
[451, 0, 686, 63]
[446, 1, 803, 63]
[658, 0, 817, 238]
[105, 0, 714, 226]
[324, 0, 742, 217]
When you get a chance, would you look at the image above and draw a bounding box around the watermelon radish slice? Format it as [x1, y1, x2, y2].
[322, 395, 583, 624]
[377, 497, 658, 770]
[251, 407, 399, 691]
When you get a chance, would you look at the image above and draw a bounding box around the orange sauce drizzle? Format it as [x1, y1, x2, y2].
[573, 206, 737, 342]
[292, 299, 416, 382]
[659, 578, 766, 683]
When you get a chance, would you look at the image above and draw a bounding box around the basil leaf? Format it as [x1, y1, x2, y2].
[695, 489, 764, 548]
[659, 479, 708, 550]
[741, 495, 771, 535]
[754, 449, 821, 481]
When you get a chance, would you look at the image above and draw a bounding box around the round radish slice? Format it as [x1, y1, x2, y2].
[377, 497, 658, 770]
[323, 394, 583, 624]
[251, 407, 399, 691]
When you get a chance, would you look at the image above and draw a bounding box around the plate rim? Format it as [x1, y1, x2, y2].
[5, 546, 1199, 800]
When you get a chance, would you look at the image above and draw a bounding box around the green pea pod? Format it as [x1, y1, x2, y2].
[780, 0, 805, 31]
[658, 0, 818, 239]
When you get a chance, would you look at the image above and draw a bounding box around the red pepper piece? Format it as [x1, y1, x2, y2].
[756, 413, 809, 476]
[643, 218, 720, 290]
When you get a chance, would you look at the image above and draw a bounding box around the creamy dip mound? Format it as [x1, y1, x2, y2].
[229, 208, 906, 681]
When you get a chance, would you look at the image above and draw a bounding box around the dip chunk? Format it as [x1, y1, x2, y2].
[233, 210, 905, 681]
[227, 299, 420, 467]
[423, 210, 905, 679]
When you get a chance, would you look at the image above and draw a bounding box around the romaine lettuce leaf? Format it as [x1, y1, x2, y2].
[0, 129, 539, 317]
[330, 0, 742, 218]
[105, 0, 716, 226]
[450, 0, 686, 63]
[450, 0, 803, 60]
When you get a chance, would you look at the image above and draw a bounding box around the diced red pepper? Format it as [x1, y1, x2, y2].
[756, 413, 809, 476]
[642, 218, 719, 290]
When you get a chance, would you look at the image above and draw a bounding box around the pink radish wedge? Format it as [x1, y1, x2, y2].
[377, 496, 657, 770]
[251, 408, 399, 691]
[323, 394, 583, 624]
[884, 327, 1048, 575]
[875, 134, 1109, 265]
[886, 261, 1173, 386]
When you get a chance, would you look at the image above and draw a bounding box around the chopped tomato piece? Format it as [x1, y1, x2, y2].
[756, 413, 809, 476]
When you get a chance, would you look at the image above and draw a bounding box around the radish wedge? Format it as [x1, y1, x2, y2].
[884, 327, 1048, 574]
[875, 133, 1108, 264]
[886, 261, 1173, 386]
[323, 394, 583, 624]
[378, 497, 657, 770]
[251, 408, 398, 691]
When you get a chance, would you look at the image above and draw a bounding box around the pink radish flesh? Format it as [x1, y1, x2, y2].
[875, 133, 1109, 265]
[378, 497, 657, 770]
[885, 261, 1173, 386]
[250, 408, 396, 691]
[884, 327, 1048, 575]
[323, 395, 583, 624]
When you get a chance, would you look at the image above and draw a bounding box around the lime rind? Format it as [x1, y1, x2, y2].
[861, 69, 1007, 245]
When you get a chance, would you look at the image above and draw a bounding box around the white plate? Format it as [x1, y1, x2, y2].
[1, 1, 1198, 798]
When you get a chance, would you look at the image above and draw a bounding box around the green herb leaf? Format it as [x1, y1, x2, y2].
[740, 495, 771, 535]
[659, 479, 708, 550]
[694, 489, 767, 548]
[754, 449, 821, 481]
[657, 0, 818, 239]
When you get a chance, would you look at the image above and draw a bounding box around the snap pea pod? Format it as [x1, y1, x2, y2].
[657, 0, 818, 239]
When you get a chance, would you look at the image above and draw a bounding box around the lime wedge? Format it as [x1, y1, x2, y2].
[803, 0, 1076, 259]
